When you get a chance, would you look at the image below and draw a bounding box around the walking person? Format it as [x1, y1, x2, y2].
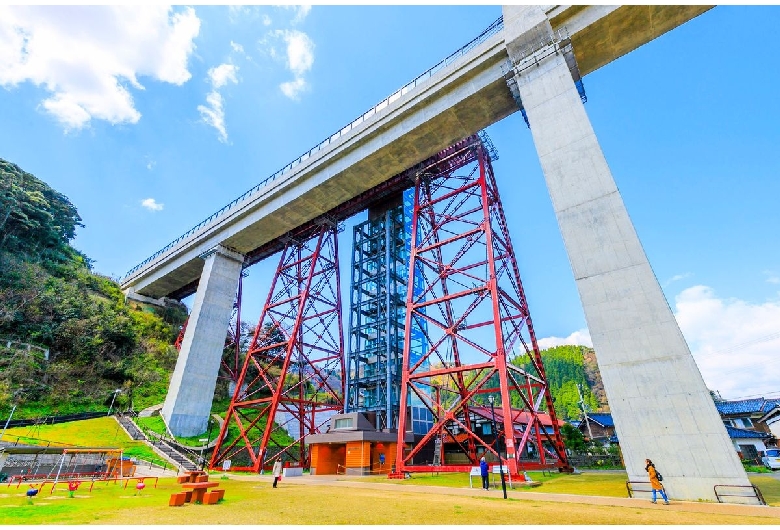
[645, 458, 669, 504]
[480, 455, 489, 490]
[272, 458, 283, 488]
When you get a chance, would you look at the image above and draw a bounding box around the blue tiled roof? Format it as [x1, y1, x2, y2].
[587, 413, 614, 427]
[716, 398, 780, 415]
[725, 426, 771, 439]
[764, 399, 780, 413]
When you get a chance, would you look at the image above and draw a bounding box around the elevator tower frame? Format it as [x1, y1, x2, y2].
[394, 134, 571, 475]
[345, 192, 433, 434]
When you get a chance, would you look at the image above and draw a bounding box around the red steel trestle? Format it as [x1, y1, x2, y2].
[209, 222, 345, 471]
[394, 136, 570, 476]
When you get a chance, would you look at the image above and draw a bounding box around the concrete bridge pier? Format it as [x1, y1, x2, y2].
[502, 6, 754, 503]
[161, 245, 244, 437]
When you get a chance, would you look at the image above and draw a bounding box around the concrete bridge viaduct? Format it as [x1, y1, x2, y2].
[120, 6, 755, 502]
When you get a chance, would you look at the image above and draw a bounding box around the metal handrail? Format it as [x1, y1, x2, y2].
[121, 16, 505, 282]
[625, 480, 656, 498]
[714, 484, 766, 505]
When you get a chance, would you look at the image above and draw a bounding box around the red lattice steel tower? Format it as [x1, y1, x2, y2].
[394, 134, 570, 476]
[209, 222, 345, 471]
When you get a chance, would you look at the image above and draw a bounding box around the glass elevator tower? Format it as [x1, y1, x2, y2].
[346, 189, 432, 434]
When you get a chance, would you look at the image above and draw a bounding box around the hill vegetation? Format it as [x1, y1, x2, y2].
[510, 344, 605, 421]
[0, 158, 187, 418]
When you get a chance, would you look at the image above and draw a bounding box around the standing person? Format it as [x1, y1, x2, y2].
[479, 455, 489, 491]
[272, 458, 283, 488]
[645, 459, 669, 504]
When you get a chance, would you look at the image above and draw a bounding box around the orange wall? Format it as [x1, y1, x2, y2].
[345, 441, 370, 468]
[311, 441, 401, 474]
[311, 444, 345, 475]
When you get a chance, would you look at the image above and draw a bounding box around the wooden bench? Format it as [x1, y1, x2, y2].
[169, 492, 186, 506]
[202, 489, 224, 505]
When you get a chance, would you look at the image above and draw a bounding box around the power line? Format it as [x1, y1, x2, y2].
[702, 330, 780, 358]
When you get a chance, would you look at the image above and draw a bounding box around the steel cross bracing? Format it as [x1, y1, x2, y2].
[173, 271, 247, 388]
[209, 223, 345, 472]
[393, 136, 570, 476]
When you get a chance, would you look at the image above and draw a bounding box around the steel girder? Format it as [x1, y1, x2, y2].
[394, 135, 570, 476]
[209, 223, 345, 472]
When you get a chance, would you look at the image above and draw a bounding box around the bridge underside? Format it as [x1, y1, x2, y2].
[122, 5, 711, 301]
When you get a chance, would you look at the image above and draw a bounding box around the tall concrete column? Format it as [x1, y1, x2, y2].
[502, 6, 753, 502]
[162, 245, 244, 437]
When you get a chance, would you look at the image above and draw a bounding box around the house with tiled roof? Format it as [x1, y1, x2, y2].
[577, 412, 617, 444]
[715, 397, 779, 462]
[715, 397, 780, 433]
[440, 406, 564, 464]
[760, 405, 780, 441]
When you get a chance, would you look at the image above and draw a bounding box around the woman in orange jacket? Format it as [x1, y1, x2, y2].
[645, 459, 669, 504]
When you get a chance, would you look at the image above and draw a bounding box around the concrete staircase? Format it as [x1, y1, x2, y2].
[114, 414, 198, 472]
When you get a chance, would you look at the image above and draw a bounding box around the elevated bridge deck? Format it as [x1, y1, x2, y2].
[120, 6, 711, 300]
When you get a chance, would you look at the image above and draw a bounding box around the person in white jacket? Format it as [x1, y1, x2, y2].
[272, 458, 283, 488]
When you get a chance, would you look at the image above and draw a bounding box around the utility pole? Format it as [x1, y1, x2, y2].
[577, 384, 594, 441]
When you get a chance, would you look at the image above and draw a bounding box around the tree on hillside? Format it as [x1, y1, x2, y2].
[510, 345, 601, 420]
[0, 158, 185, 416]
[0, 159, 83, 267]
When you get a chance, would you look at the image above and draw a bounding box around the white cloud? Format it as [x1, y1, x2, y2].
[287, 5, 311, 25]
[0, 5, 200, 130]
[198, 63, 238, 143]
[230, 41, 244, 54]
[664, 272, 692, 287]
[262, 14, 272, 26]
[208, 63, 238, 89]
[269, 29, 313, 100]
[763, 270, 780, 285]
[538, 285, 780, 401]
[673, 285, 780, 400]
[280, 77, 307, 100]
[198, 91, 229, 143]
[282, 30, 314, 76]
[537, 329, 593, 350]
[141, 198, 164, 211]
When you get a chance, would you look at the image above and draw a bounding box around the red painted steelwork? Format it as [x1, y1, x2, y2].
[394, 135, 570, 475]
[209, 223, 345, 472]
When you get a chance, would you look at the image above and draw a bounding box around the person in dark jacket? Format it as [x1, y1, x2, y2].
[480, 456, 489, 490]
[645, 458, 669, 504]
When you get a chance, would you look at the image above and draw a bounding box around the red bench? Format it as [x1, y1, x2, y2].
[169, 492, 186, 506]
[202, 489, 224, 505]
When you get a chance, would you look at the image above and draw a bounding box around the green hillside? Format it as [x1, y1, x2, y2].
[511, 345, 605, 421]
[0, 158, 187, 418]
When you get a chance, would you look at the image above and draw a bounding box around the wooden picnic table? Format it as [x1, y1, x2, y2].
[181, 481, 220, 504]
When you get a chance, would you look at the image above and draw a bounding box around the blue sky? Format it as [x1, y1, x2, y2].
[1, 5, 778, 401]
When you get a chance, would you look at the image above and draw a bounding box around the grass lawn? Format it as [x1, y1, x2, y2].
[2, 475, 780, 525]
[1, 417, 161, 464]
[383, 470, 628, 497]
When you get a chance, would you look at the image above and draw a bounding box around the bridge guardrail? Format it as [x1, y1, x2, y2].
[121, 16, 505, 283]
